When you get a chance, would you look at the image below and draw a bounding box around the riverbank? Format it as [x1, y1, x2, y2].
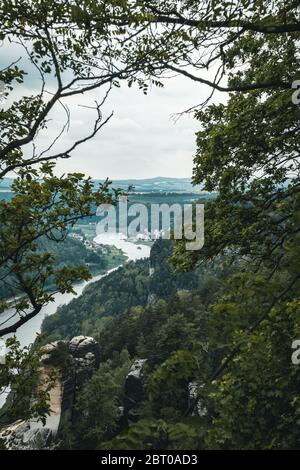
[94, 232, 152, 261]
[0, 236, 151, 408]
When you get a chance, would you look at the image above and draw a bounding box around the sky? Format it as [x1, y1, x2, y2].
[31, 77, 204, 180]
[1, 40, 224, 180]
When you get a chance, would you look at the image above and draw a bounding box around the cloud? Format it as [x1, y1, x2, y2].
[1, 41, 224, 180]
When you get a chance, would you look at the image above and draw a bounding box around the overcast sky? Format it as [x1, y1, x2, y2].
[1, 40, 224, 180]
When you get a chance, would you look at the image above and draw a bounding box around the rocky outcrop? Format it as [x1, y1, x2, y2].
[69, 336, 100, 392]
[0, 419, 60, 450]
[188, 382, 207, 417]
[146, 292, 158, 305]
[0, 336, 100, 450]
[124, 359, 146, 422]
[69, 335, 100, 360]
[56, 336, 100, 439]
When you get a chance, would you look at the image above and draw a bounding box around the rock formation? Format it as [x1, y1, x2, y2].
[188, 382, 207, 417]
[0, 336, 100, 450]
[123, 359, 146, 422]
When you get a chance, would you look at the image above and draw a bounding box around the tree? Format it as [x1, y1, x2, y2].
[72, 352, 131, 449]
[144, 0, 298, 92]
[0, 336, 56, 426]
[158, 0, 300, 386]
[0, 0, 158, 336]
[0, 0, 160, 424]
[109, 1, 300, 447]
[79, 1, 298, 95]
[1, 0, 300, 447]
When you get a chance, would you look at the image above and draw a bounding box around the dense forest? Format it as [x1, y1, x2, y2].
[42, 240, 201, 341]
[40, 236, 300, 450]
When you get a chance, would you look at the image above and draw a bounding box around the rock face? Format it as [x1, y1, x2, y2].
[69, 335, 100, 360]
[0, 419, 57, 450]
[69, 335, 100, 392]
[188, 382, 207, 417]
[146, 292, 158, 306]
[0, 336, 100, 450]
[124, 359, 146, 422]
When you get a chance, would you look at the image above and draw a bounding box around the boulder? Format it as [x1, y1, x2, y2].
[69, 336, 100, 361]
[124, 359, 146, 422]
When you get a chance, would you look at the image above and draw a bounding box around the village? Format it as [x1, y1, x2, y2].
[68, 223, 109, 255]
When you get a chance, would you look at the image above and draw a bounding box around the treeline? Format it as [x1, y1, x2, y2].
[0, 236, 108, 300]
[42, 259, 150, 341]
[98, 253, 300, 449]
[41, 239, 204, 342]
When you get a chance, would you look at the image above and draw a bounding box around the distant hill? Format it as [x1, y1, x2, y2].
[97, 177, 203, 193]
[0, 177, 13, 190]
[0, 177, 203, 193]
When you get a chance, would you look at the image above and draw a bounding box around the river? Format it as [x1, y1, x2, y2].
[94, 232, 151, 262]
[1, 234, 151, 348]
[0, 235, 151, 408]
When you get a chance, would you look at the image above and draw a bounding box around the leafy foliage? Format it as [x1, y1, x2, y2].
[0, 336, 56, 425]
[68, 349, 132, 450]
[1, 0, 300, 450]
[0, 234, 108, 300]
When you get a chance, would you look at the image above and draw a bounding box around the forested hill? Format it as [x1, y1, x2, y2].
[41, 239, 202, 342]
[42, 258, 150, 341]
[40, 235, 300, 450]
[0, 235, 123, 300]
